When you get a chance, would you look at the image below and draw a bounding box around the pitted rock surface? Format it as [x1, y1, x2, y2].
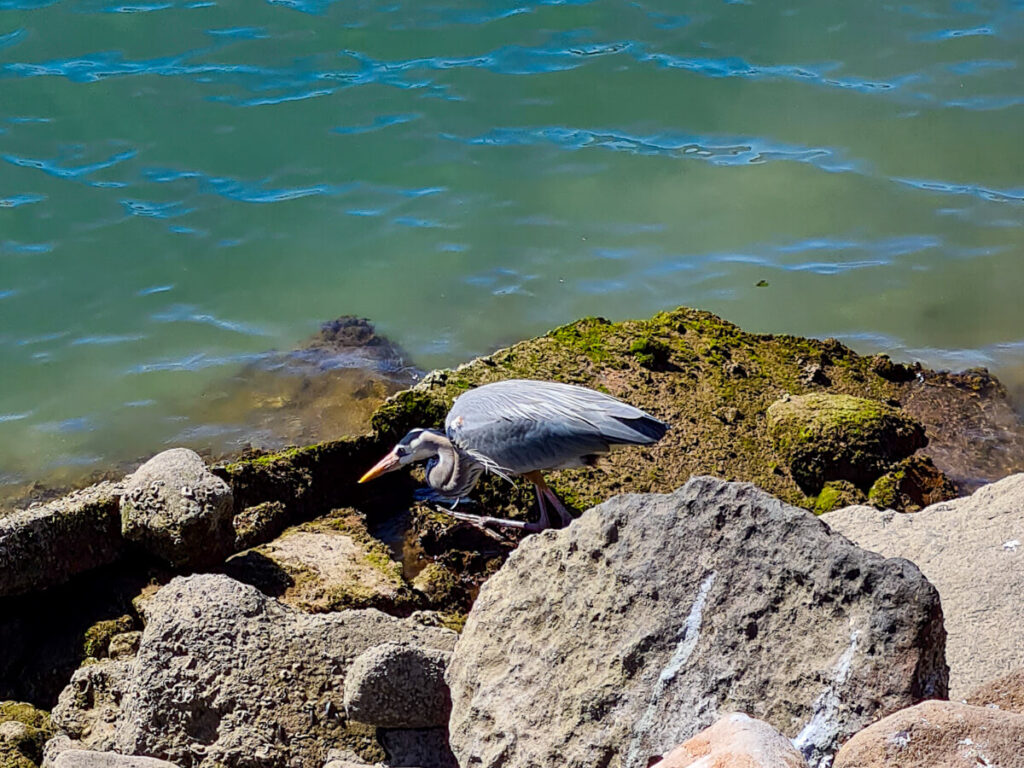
[446, 477, 947, 768]
[111, 574, 456, 768]
[343, 642, 452, 728]
[824, 473, 1024, 698]
[651, 713, 808, 768]
[120, 449, 234, 568]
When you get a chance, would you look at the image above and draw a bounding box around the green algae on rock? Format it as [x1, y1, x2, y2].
[868, 456, 958, 512]
[0, 701, 52, 768]
[81, 615, 135, 661]
[767, 393, 927, 494]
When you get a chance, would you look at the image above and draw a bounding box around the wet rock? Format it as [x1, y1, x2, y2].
[343, 643, 452, 728]
[823, 473, 1024, 698]
[966, 667, 1024, 714]
[109, 574, 456, 768]
[650, 713, 808, 768]
[120, 449, 234, 569]
[867, 455, 957, 511]
[51, 751, 181, 768]
[223, 510, 418, 615]
[446, 477, 947, 768]
[0, 483, 123, 598]
[832, 700, 1024, 768]
[378, 728, 457, 768]
[0, 701, 53, 768]
[51, 661, 132, 754]
[767, 393, 927, 494]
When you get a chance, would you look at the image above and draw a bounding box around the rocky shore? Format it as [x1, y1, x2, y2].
[3, 307, 1024, 768]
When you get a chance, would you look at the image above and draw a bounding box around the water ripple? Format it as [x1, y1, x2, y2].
[3, 148, 136, 186]
[151, 304, 270, 336]
[0, 28, 26, 50]
[120, 199, 194, 218]
[895, 177, 1024, 204]
[0, 193, 46, 208]
[2, 240, 53, 254]
[332, 113, 419, 135]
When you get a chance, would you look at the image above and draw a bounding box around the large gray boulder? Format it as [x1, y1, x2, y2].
[110, 574, 456, 768]
[52, 661, 133, 754]
[823, 473, 1024, 698]
[0, 483, 123, 597]
[446, 477, 947, 768]
[120, 449, 234, 568]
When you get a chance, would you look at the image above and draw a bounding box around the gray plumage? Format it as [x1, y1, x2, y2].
[360, 378, 668, 530]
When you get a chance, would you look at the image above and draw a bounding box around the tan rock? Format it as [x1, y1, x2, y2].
[833, 700, 1024, 768]
[224, 509, 417, 614]
[966, 667, 1024, 714]
[824, 473, 1024, 697]
[652, 713, 808, 767]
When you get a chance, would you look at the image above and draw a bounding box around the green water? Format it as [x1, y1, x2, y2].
[1, 0, 1023, 495]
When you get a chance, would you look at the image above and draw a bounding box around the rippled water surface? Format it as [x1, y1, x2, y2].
[1, 0, 1023, 496]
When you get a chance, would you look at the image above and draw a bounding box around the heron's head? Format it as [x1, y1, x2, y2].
[358, 428, 445, 483]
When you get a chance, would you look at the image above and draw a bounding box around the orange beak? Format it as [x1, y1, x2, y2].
[358, 449, 401, 483]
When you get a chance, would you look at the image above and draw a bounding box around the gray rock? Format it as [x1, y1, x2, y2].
[823, 472, 1024, 698]
[120, 449, 234, 569]
[52, 661, 133, 754]
[54, 750, 181, 768]
[447, 477, 948, 768]
[108, 632, 142, 661]
[0, 483, 123, 597]
[343, 643, 452, 728]
[111, 574, 456, 768]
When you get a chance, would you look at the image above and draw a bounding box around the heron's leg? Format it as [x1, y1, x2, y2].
[527, 472, 573, 527]
[523, 471, 556, 530]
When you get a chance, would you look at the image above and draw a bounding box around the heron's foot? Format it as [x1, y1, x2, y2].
[431, 505, 545, 534]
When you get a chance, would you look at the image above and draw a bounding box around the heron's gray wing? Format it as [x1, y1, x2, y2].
[445, 379, 667, 474]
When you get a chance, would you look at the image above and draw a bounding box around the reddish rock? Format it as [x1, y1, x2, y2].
[833, 700, 1024, 768]
[652, 713, 808, 768]
[966, 668, 1024, 715]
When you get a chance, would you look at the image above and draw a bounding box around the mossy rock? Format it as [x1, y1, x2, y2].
[813, 480, 865, 515]
[223, 508, 420, 615]
[767, 393, 927, 494]
[81, 614, 135, 660]
[869, 456, 958, 511]
[0, 702, 53, 768]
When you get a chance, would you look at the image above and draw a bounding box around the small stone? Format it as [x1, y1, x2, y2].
[120, 448, 234, 569]
[343, 642, 452, 728]
[651, 713, 807, 768]
[108, 632, 142, 660]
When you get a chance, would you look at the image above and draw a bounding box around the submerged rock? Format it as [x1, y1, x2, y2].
[766, 393, 927, 494]
[446, 477, 947, 768]
[832, 700, 1024, 768]
[651, 713, 808, 768]
[106, 574, 456, 768]
[824, 473, 1024, 698]
[120, 449, 234, 569]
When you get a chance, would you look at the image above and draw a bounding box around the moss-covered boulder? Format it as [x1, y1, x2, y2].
[868, 455, 958, 511]
[813, 480, 866, 514]
[81, 615, 135, 660]
[223, 509, 419, 615]
[0, 702, 52, 768]
[767, 393, 928, 494]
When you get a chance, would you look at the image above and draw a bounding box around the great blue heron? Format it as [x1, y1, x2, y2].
[359, 379, 668, 531]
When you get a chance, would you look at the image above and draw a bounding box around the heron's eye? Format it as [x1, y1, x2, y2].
[395, 446, 408, 457]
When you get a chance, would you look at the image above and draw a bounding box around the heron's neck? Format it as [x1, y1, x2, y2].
[422, 431, 482, 497]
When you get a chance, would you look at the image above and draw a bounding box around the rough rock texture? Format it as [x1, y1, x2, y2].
[0, 483, 123, 598]
[447, 478, 948, 768]
[866, 455, 957, 511]
[111, 574, 457, 768]
[120, 449, 234, 569]
[1, 701, 53, 768]
[766, 393, 927, 494]
[53, 752, 180, 768]
[343, 643, 452, 728]
[832, 699, 1024, 768]
[651, 713, 808, 768]
[224, 510, 417, 615]
[52, 661, 133, 754]
[966, 667, 1024, 714]
[824, 473, 1024, 698]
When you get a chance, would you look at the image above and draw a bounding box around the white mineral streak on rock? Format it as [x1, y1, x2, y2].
[625, 572, 718, 768]
[792, 629, 860, 768]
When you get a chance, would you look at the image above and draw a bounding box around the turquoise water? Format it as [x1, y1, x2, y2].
[1, 0, 1023, 496]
